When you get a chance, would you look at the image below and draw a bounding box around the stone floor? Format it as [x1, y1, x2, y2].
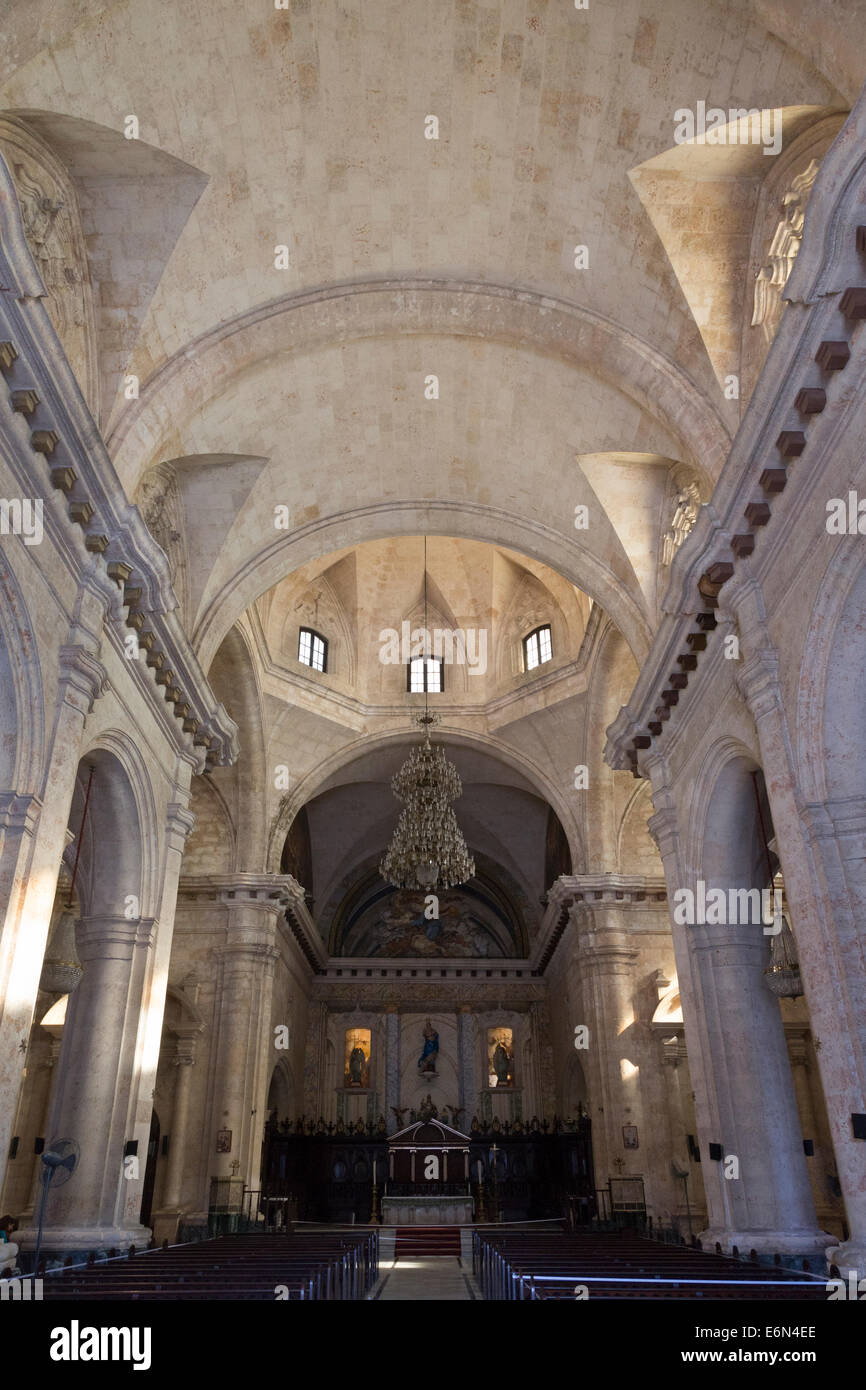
[371, 1255, 482, 1301]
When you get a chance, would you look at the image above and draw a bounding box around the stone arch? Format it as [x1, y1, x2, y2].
[71, 735, 157, 920]
[206, 623, 267, 870]
[682, 735, 764, 883]
[182, 775, 235, 875]
[266, 1057, 295, 1123]
[617, 780, 662, 876]
[266, 725, 585, 878]
[563, 1051, 589, 1114]
[107, 279, 730, 498]
[195, 499, 655, 678]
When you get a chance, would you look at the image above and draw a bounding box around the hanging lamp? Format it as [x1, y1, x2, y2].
[379, 538, 475, 892]
[751, 770, 803, 998]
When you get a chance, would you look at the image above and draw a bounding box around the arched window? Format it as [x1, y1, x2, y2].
[523, 624, 552, 671]
[298, 627, 327, 672]
[407, 656, 443, 693]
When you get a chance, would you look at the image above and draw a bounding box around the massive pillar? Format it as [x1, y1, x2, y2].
[647, 743, 830, 1262]
[21, 912, 158, 1252]
[151, 1031, 200, 1244]
[574, 905, 640, 1192]
[688, 914, 828, 1257]
[729, 620, 866, 1273]
[0, 643, 106, 1193]
[207, 879, 292, 1187]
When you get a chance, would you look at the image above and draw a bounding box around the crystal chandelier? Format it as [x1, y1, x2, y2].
[764, 914, 803, 998]
[380, 715, 475, 890]
[379, 537, 475, 892]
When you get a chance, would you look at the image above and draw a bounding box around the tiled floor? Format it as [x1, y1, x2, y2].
[372, 1255, 481, 1301]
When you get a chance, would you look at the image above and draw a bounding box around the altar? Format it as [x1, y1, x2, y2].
[382, 1195, 475, 1225]
[381, 1119, 474, 1226]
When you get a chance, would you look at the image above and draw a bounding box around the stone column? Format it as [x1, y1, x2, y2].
[787, 1031, 840, 1233]
[689, 914, 828, 1257]
[385, 1008, 401, 1132]
[575, 907, 640, 1189]
[726, 603, 865, 1271]
[646, 771, 829, 1261]
[1, 1031, 61, 1220]
[207, 879, 292, 1186]
[456, 1007, 474, 1124]
[0, 643, 106, 1193]
[119, 795, 195, 1239]
[151, 1031, 200, 1244]
[18, 912, 157, 1253]
[661, 1035, 704, 1233]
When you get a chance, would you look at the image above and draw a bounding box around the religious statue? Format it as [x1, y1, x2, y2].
[376, 1113, 387, 1135]
[445, 1104, 464, 1129]
[418, 1018, 439, 1075]
[391, 1105, 409, 1130]
[492, 1039, 513, 1086]
[471, 1114, 480, 1134]
[348, 1044, 366, 1086]
[418, 1093, 438, 1122]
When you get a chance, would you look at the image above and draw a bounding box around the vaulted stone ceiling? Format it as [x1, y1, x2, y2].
[2, 2, 854, 583]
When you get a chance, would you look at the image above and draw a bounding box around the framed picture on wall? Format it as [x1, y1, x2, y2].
[622, 1124, 639, 1150]
[216, 1129, 232, 1153]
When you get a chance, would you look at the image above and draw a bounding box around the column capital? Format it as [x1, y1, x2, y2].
[734, 647, 782, 723]
[0, 791, 42, 835]
[575, 934, 639, 972]
[58, 643, 109, 716]
[173, 1036, 200, 1067]
[647, 805, 681, 859]
[75, 914, 156, 959]
[215, 939, 280, 963]
[660, 1030, 687, 1059]
[166, 802, 196, 847]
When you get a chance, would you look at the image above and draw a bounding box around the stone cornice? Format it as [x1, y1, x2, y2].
[532, 873, 668, 971]
[310, 978, 547, 1008]
[178, 872, 328, 972]
[178, 872, 301, 907]
[0, 149, 237, 768]
[604, 92, 866, 779]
